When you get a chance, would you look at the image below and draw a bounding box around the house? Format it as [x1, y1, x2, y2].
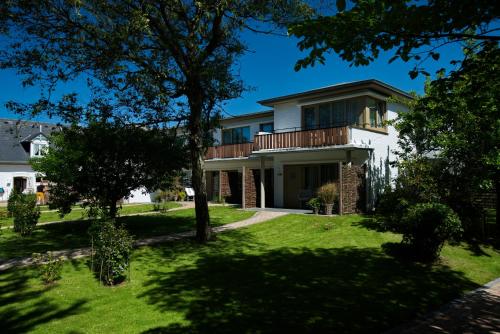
[0, 119, 61, 203]
[203, 79, 411, 213]
[0, 118, 152, 204]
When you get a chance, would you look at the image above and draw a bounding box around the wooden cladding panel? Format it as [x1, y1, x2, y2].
[255, 126, 348, 150]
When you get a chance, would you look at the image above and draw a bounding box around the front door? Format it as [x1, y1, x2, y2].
[284, 165, 302, 208]
[13, 177, 27, 192]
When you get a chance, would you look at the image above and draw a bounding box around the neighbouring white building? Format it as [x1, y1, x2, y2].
[0, 119, 60, 203]
[203, 79, 410, 213]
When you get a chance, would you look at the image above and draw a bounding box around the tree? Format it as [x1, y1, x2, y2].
[0, 0, 309, 242]
[31, 110, 187, 219]
[289, 0, 500, 76]
[395, 45, 500, 236]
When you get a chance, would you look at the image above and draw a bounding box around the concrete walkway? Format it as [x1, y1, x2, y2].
[0, 210, 287, 271]
[390, 278, 500, 333]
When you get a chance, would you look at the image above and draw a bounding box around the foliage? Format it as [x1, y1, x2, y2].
[395, 45, 500, 236]
[32, 252, 64, 284]
[401, 203, 462, 262]
[0, 0, 311, 243]
[7, 189, 21, 218]
[317, 183, 339, 204]
[178, 191, 186, 202]
[10, 193, 41, 236]
[289, 0, 500, 77]
[306, 197, 321, 214]
[90, 221, 134, 286]
[31, 117, 187, 219]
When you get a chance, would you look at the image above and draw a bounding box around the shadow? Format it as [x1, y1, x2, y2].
[139, 246, 477, 333]
[0, 268, 87, 333]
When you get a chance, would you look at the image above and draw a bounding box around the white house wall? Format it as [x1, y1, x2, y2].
[0, 164, 37, 201]
[213, 115, 274, 144]
[273, 102, 301, 131]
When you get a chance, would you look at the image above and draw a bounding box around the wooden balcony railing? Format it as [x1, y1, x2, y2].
[205, 142, 255, 159]
[254, 126, 349, 150]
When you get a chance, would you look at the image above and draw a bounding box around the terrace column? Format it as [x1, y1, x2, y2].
[242, 166, 246, 209]
[338, 161, 343, 215]
[260, 156, 266, 208]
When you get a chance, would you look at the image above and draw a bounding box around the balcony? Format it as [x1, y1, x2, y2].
[205, 126, 349, 160]
[205, 142, 254, 159]
[255, 126, 349, 151]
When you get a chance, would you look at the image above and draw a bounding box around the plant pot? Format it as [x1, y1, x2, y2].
[324, 203, 334, 215]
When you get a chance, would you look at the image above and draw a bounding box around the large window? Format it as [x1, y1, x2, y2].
[32, 143, 48, 157]
[302, 97, 385, 130]
[221, 126, 251, 144]
[259, 122, 274, 133]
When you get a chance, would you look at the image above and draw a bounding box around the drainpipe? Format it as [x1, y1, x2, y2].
[338, 161, 343, 215]
[241, 166, 246, 209]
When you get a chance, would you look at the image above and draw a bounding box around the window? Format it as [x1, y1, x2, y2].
[304, 107, 316, 130]
[32, 143, 47, 157]
[221, 126, 251, 144]
[259, 123, 274, 133]
[303, 97, 385, 130]
[318, 103, 331, 128]
[367, 98, 385, 128]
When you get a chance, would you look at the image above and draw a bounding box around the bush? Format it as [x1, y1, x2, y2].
[317, 183, 339, 204]
[306, 197, 321, 214]
[11, 193, 40, 236]
[7, 189, 21, 218]
[90, 221, 134, 285]
[32, 252, 64, 284]
[178, 190, 186, 201]
[401, 203, 462, 261]
[375, 187, 412, 232]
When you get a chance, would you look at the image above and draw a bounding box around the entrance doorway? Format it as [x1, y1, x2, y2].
[13, 177, 27, 192]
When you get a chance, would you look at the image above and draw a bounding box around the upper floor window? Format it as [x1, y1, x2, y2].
[222, 126, 251, 145]
[32, 143, 48, 157]
[302, 96, 386, 131]
[259, 122, 274, 133]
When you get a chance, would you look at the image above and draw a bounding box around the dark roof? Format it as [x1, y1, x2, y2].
[220, 110, 274, 123]
[258, 79, 413, 106]
[0, 119, 62, 163]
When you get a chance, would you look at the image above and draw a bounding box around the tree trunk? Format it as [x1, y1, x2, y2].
[187, 89, 211, 243]
[109, 200, 118, 220]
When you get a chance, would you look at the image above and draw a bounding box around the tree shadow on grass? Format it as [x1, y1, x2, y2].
[139, 245, 477, 333]
[0, 268, 87, 333]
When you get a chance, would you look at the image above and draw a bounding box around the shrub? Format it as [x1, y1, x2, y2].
[7, 189, 21, 218]
[32, 252, 64, 284]
[11, 193, 41, 236]
[90, 221, 134, 285]
[178, 190, 186, 201]
[375, 187, 412, 232]
[317, 183, 338, 204]
[306, 197, 321, 214]
[401, 203, 462, 261]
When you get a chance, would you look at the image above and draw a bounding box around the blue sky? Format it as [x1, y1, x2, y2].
[0, 30, 464, 122]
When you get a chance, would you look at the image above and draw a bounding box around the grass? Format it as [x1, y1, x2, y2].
[0, 202, 181, 227]
[0, 206, 253, 260]
[0, 214, 498, 333]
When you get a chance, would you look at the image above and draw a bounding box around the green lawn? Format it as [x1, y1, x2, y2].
[0, 214, 498, 333]
[0, 202, 181, 227]
[0, 206, 253, 260]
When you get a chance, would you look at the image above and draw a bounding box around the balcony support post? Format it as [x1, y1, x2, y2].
[260, 156, 266, 208]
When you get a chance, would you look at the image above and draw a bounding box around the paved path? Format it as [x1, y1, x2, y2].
[390, 278, 500, 334]
[0, 210, 287, 271]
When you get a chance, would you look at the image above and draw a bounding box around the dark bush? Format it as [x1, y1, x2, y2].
[7, 189, 21, 218]
[375, 187, 412, 232]
[90, 221, 134, 285]
[401, 203, 462, 261]
[11, 193, 40, 236]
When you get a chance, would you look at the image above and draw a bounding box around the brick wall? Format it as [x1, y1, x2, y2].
[342, 164, 366, 214]
[220, 171, 231, 199]
[244, 168, 258, 208]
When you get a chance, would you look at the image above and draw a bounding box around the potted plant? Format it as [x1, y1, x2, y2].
[317, 183, 339, 215]
[306, 197, 321, 215]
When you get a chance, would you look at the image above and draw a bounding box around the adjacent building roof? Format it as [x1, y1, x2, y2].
[0, 119, 62, 163]
[258, 79, 413, 106]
